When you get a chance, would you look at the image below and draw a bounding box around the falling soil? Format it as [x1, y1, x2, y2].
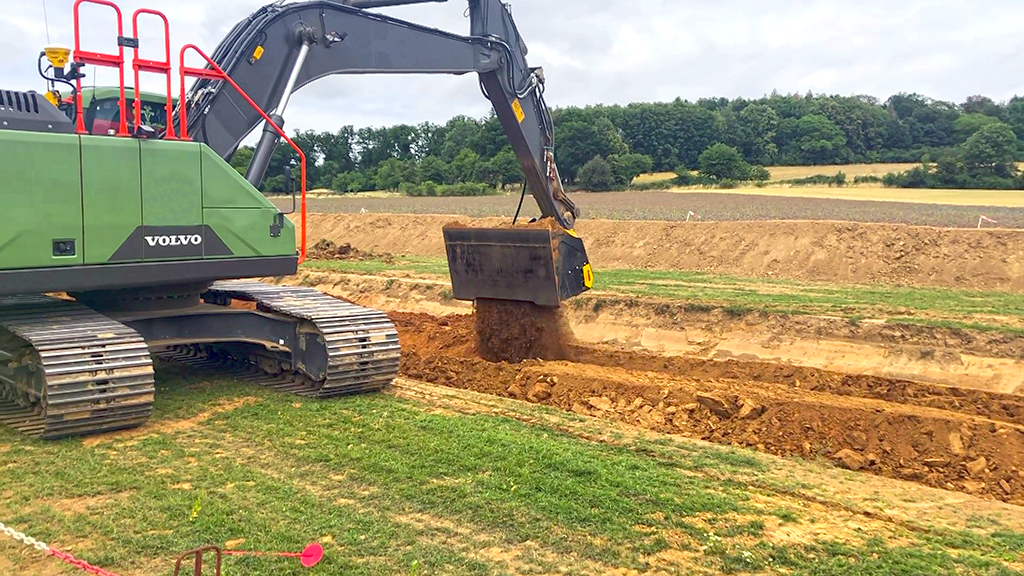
[389, 310, 1024, 504]
[474, 299, 576, 363]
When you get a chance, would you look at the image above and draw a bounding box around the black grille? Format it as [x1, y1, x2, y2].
[0, 89, 75, 133]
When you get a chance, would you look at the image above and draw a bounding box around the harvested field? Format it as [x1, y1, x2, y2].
[300, 213, 1024, 291]
[276, 191, 1024, 228]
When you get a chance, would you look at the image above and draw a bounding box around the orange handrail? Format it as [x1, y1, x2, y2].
[73, 0, 129, 136]
[131, 8, 176, 138]
[178, 44, 308, 264]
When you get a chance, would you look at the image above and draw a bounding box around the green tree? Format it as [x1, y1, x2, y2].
[449, 148, 483, 184]
[698, 143, 750, 180]
[374, 158, 417, 190]
[331, 171, 372, 193]
[781, 114, 849, 164]
[556, 117, 629, 181]
[577, 156, 617, 190]
[962, 95, 1005, 119]
[418, 155, 449, 184]
[733, 104, 779, 164]
[230, 146, 254, 176]
[317, 160, 340, 190]
[1006, 97, 1024, 142]
[953, 114, 1002, 144]
[483, 147, 525, 187]
[960, 123, 1018, 178]
[607, 153, 653, 186]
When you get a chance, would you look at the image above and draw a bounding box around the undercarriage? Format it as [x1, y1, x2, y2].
[0, 282, 400, 438]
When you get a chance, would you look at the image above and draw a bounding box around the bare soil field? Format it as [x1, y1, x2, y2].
[278, 191, 1024, 228]
[301, 213, 1024, 291]
[277, 207, 1024, 506]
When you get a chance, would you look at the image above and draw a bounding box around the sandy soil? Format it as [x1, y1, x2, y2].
[301, 213, 1024, 291]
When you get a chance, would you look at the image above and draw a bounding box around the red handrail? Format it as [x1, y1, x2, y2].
[131, 8, 176, 139]
[178, 44, 307, 264]
[73, 0, 129, 136]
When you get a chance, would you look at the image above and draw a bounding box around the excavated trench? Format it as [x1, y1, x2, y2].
[391, 311, 1024, 504]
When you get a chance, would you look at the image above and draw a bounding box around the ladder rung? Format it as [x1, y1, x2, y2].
[134, 60, 170, 73]
[76, 51, 123, 67]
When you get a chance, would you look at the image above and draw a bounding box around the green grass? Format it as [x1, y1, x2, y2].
[2, 367, 1022, 575]
[305, 256, 449, 277]
[303, 258, 1024, 332]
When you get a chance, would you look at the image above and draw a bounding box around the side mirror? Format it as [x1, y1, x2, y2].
[284, 166, 294, 192]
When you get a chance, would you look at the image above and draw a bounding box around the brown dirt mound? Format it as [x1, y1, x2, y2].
[301, 213, 1024, 292]
[308, 238, 395, 263]
[389, 310, 1024, 504]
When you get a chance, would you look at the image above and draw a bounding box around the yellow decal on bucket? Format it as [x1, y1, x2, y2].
[565, 229, 579, 238]
[582, 264, 594, 289]
[511, 99, 526, 123]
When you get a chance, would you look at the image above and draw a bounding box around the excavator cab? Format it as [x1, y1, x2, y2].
[73, 88, 176, 135]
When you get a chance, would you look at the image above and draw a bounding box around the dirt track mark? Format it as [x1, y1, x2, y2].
[81, 397, 259, 447]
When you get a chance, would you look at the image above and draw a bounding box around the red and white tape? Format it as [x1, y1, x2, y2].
[1, 521, 121, 576]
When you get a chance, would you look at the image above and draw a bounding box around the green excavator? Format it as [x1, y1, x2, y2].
[0, 0, 592, 439]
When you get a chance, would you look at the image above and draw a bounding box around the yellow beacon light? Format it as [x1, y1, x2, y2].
[44, 44, 72, 74]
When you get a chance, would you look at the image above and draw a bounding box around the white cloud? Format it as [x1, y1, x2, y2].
[5, 0, 1024, 135]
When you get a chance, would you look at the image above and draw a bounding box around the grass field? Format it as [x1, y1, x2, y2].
[305, 258, 1024, 333]
[4, 367, 1024, 575]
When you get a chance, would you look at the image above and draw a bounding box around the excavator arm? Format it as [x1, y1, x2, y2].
[183, 0, 592, 306]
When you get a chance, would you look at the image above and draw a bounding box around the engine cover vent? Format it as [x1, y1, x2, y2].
[0, 90, 75, 134]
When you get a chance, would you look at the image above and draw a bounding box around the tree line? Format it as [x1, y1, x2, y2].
[239, 91, 1024, 194]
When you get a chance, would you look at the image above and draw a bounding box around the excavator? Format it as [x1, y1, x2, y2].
[0, 0, 592, 439]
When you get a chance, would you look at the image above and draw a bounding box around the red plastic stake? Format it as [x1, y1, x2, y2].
[222, 542, 324, 568]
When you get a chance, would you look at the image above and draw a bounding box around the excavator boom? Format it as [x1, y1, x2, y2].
[183, 0, 592, 305]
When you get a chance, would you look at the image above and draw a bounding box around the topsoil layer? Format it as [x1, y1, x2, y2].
[302, 213, 1024, 292]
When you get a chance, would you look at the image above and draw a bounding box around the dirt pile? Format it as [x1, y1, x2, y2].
[390, 310, 1024, 504]
[302, 213, 1024, 292]
[308, 238, 394, 263]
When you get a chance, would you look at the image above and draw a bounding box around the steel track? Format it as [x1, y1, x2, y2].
[0, 295, 156, 439]
[161, 281, 401, 397]
[0, 282, 400, 439]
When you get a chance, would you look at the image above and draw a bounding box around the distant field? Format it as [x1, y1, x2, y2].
[675, 186, 1024, 207]
[767, 163, 918, 181]
[633, 163, 920, 185]
[278, 191, 1024, 228]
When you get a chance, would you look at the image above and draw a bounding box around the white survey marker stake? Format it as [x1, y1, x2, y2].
[978, 215, 998, 229]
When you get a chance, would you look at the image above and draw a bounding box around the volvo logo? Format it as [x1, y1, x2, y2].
[144, 234, 203, 247]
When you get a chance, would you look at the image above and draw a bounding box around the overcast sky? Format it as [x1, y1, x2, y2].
[4, 0, 1024, 136]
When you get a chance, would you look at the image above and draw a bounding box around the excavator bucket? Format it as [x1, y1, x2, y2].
[443, 224, 593, 307]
